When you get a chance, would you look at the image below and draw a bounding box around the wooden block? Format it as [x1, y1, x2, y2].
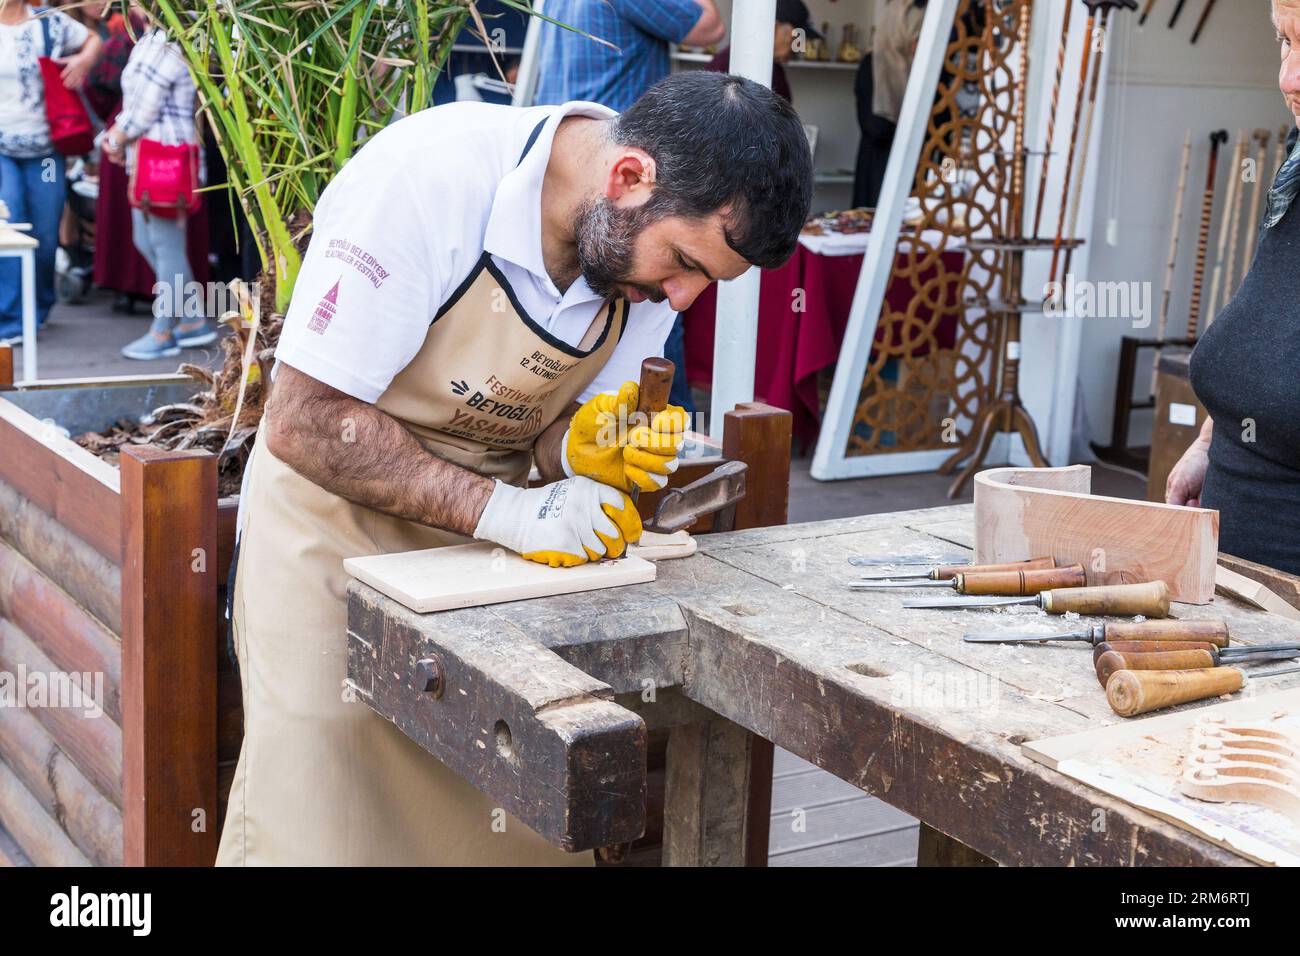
[974, 465, 1219, 604]
[344, 541, 657, 614]
[1146, 368, 1206, 503]
[629, 530, 697, 562]
[1215, 565, 1300, 622]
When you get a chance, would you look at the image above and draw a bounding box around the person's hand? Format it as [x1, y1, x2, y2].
[57, 52, 93, 90]
[102, 126, 126, 166]
[473, 476, 642, 568]
[564, 382, 686, 493]
[1166, 437, 1210, 507]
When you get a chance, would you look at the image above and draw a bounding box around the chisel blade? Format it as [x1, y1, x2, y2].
[1244, 664, 1300, 680]
[902, 596, 1036, 610]
[963, 630, 1090, 644]
[848, 554, 969, 567]
[850, 579, 951, 590]
[1218, 643, 1300, 657]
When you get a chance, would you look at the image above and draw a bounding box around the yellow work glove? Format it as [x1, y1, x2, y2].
[563, 381, 688, 494]
[473, 477, 642, 568]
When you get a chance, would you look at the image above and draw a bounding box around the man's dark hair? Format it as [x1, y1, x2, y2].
[613, 71, 813, 270]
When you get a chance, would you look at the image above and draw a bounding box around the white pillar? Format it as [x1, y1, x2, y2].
[512, 0, 545, 108]
[708, 0, 775, 438]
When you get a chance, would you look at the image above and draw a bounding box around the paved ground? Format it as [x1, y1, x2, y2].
[13, 288, 1147, 867]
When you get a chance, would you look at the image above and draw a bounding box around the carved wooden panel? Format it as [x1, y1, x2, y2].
[848, 0, 1029, 457]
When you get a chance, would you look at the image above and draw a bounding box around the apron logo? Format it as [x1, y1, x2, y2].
[450, 379, 468, 396]
[308, 278, 341, 334]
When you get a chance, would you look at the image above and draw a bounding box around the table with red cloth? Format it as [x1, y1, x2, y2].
[683, 240, 965, 446]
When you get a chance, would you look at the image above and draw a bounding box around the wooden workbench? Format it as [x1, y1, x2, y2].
[346, 504, 1300, 866]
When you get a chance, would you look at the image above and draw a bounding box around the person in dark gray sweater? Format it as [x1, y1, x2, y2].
[1168, 1, 1300, 574]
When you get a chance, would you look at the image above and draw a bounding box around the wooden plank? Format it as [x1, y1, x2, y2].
[1218, 553, 1300, 613]
[0, 397, 122, 563]
[0, 618, 122, 806]
[973, 465, 1219, 603]
[0, 759, 91, 867]
[0, 538, 122, 723]
[663, 718, 755, 866]
[723, 403, 792, 531]
[1216, 564, 1300, 621]
[1024, 691, 1300, 867]
[0, 478, 121, 634]
[344, 541, 657, 614]
[1146, 368, 1205, 503]
[0, 704, 122, 866]
[119, 445, 218, 866]
[347, 583, 647, 852]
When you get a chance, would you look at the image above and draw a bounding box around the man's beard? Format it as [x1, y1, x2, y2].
[573, 197, 664, 302]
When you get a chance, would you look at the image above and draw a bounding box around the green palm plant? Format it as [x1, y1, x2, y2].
[145, 0, 545, 312]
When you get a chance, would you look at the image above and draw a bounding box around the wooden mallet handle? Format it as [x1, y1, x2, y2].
[636, 357, 675, 422]
[1094, 640, 1219, 663]
[1095, 649, 1217, 687]
[955, 564, 1086, 596]
[1104, 619, 1230, 647]
[1106, 667, 1244, 718]
[1041, 581, 1171, 617]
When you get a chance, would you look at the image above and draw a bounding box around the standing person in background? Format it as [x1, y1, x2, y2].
[702, 0, 820, 105]
[103, 21, 215, 359]
[854, 0, 925, 208]
[0, 0, 102, 339]
[535, 1, 726, 418]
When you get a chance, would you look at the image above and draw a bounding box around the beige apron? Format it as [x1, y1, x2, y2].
[217, 235, 630, 864]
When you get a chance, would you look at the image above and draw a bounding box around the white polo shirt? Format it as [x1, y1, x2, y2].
[274, 100, 677, 406]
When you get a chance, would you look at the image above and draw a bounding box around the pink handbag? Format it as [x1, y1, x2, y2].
[129, 137, 201, 219]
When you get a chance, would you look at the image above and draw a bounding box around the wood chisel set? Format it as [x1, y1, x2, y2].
[849, 554, 1300, 719]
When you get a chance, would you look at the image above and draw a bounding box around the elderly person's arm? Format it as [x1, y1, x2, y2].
[1166, 416, 1213, 507]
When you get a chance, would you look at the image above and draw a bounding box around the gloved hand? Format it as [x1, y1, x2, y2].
[563, 381, 687, 493]
[473, 476, 642, 568]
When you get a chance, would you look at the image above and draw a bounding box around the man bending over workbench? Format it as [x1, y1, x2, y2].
[218, 72, 813, 866]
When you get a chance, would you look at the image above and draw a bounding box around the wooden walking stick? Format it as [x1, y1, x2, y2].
[1032, 0, 1076, 239]
[1190, 0, 1218, 44]
[1168, 0, 1188, 28]
[1239, 128, 1272, 288]
[1205, 131, 1246, 329]
[1216, 132, 1248, 314]
[1152, 129, 1192, 394]
[1059, 1, 1137, 284]
[1139, 0, 1157, 26]
[1187, 129, 1227, 341]
[1048, 0, 1102, 281]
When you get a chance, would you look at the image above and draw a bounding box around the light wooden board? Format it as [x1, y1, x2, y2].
[973, 465, 1219, 604]
[1216, 565, 1300, 622]
[344, 542, 656, 614]
[1023, 689, 1300, 866]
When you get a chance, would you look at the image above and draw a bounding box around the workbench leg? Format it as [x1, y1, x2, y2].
[916, 823, 996, 867]
[663, 718, 761, 867]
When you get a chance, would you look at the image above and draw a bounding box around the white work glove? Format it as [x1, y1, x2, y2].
[473, 476, 643, 568]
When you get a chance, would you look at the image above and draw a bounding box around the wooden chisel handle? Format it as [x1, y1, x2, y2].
[1106, 667, 1244, 718]
[1095, 649, 1217, 688]
[954, 564, 1085, 596]
[1104, 619, 1230, 647]
[932, 556, 1056, 580]
[1094, 640, 1218, 663]
[1041, 581, 1171, 618]
[636, 357, 675, 421]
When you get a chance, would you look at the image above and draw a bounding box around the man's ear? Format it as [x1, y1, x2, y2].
[604, 148, 657, 203]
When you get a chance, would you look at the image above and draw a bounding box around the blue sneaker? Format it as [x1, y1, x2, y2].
[175, 320, 218, 348]
[121, 330, 181, 360]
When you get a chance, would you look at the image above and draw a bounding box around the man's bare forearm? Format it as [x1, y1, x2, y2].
[264, 364, 493, 536]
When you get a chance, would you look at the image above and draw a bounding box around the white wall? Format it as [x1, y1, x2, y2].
[1077, 5, 1290, 459]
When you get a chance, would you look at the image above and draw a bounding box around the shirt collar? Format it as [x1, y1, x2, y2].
[1264, 125, 1300, 230]
[483, 101, 617, 301]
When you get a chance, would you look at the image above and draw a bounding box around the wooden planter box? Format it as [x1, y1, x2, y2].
[0, 349, 234, 866]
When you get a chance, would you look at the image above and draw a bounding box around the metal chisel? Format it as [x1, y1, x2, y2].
[1092, 640, 1300, 663]
[851, 563, 1085, 596]
[856, 556, 1056, 581]
[1093, 646, 1300, 688]
[964, 618, 1228, 647]
[907, 581, 1171, 618]
[848, 553, 972, 568]
[1106, 664, 1300, 718]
